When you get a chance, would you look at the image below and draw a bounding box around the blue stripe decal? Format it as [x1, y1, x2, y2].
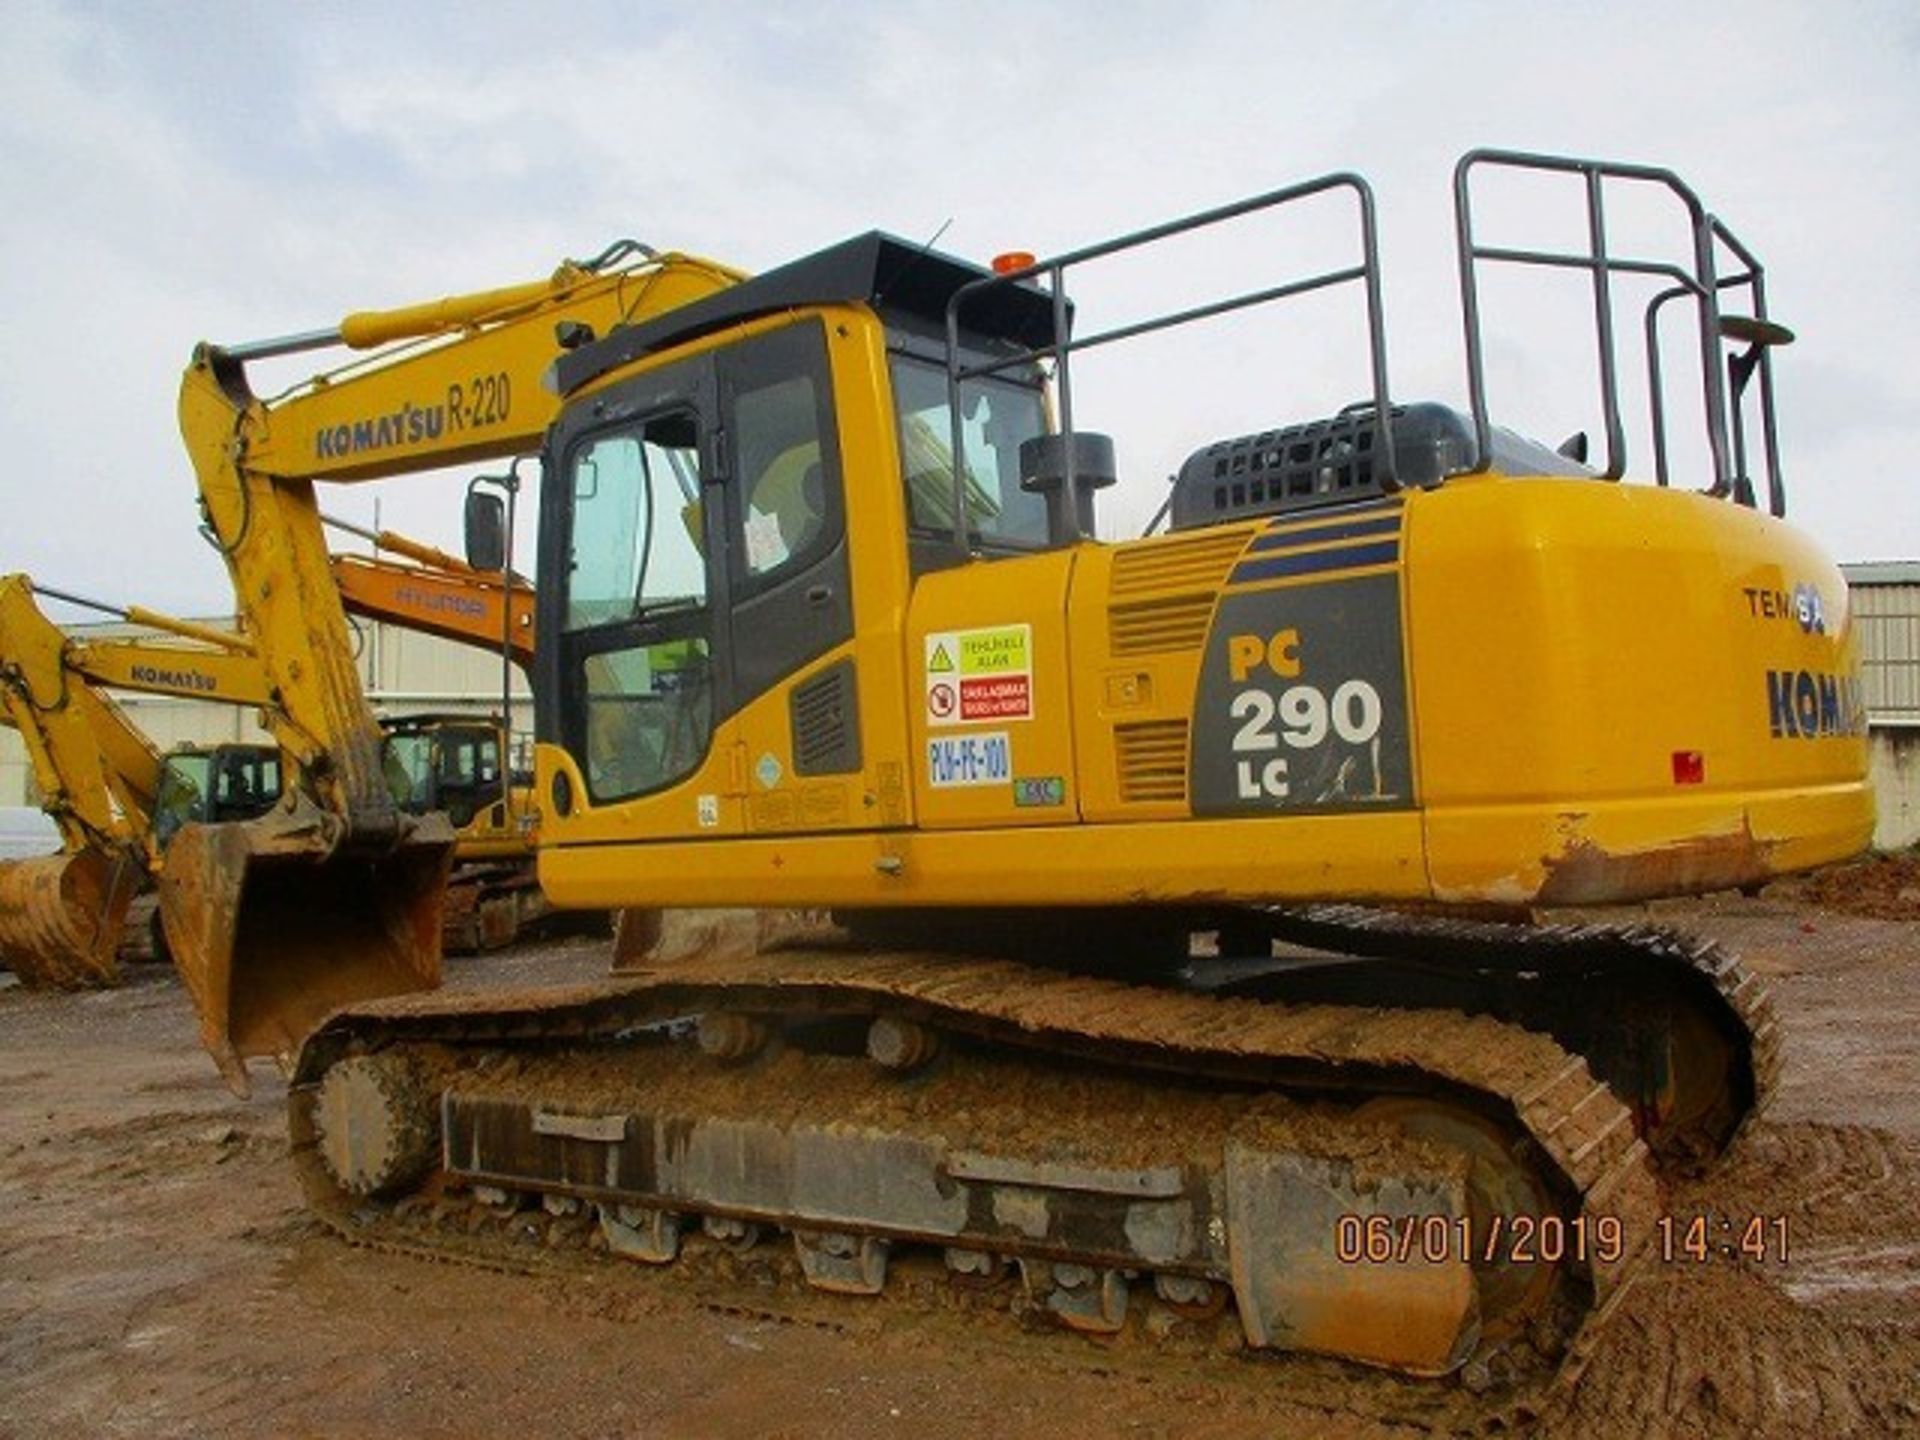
[1247, 515, 1402, 553]
[1260, 498, 1402, 532]
[1230, 541, 1400, 585]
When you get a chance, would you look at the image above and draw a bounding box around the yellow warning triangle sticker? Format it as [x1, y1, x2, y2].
[928, 642, 955, 673]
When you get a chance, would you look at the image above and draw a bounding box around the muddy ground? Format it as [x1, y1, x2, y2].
[2, 884, 1917, 1438]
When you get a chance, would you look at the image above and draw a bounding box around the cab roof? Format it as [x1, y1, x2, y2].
[552, 231, 1060, 396]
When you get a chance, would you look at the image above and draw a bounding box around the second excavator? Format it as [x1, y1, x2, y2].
[0, 576, 281, 986]
[0, 523, 554, 985]
[162, 151, 1866, 1388]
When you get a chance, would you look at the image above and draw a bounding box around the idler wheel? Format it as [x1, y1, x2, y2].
[1354, 1096, 1560, 1336]
[313, 1053, 439, 1197]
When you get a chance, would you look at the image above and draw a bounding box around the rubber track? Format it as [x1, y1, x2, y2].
[1267, 905, 1783, 1157]
[294, 949, 1663, 1390]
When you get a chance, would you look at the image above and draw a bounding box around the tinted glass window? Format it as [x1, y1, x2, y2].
[890, 356, 1050, 549]
[384, 732, 434, 811]
[735, 373, 827, 580]
[565, 412, 705, 631]
[583, 638, 713, 801]
[562, 403, 718, 805]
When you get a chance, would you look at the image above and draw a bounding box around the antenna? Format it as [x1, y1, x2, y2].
[873, 217, 954, 311]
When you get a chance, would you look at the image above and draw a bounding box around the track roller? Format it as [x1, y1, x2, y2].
[1026, 1261, 1130, 1333]
[794, 1230, 890, 1294]
[600, 1204, 684, 1264]
[702, 1215, 761, 1250]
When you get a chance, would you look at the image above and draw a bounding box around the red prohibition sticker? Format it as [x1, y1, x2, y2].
[925, 624, 1032, 727]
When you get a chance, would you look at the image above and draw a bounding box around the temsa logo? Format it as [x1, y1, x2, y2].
[1743, 583, 1827, 634]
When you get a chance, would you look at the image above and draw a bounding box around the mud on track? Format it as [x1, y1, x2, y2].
[2, 895, 1917, 1438]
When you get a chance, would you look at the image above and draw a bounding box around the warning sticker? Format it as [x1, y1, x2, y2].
[925, 624, 1033, 726]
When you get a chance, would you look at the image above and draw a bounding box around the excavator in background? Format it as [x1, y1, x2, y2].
[0, 576, 280, 986]
[326, 512, 534, 675]
[0, 524, 562, 985]
[165, 152, 1867, 1389]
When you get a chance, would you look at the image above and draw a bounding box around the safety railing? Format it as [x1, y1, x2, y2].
[942, 174, 1395, 546]
[1454, 148, 1787, 515]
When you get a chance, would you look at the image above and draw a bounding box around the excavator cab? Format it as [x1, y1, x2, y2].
[152, 743, 282, 849]
[520, 157, 1864, 925]
[380, 714, 510, 835]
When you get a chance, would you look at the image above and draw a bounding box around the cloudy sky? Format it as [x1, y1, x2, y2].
[2, 0, 1915, 619]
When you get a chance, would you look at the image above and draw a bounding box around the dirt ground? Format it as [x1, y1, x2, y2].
[2, 881, 1918, 1438]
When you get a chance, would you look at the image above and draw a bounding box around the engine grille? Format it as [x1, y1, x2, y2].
[1114, 720, 1188, 804]
[1107, 528, 1248, 656]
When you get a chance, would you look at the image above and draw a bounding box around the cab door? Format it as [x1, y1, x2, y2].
[537, 352, 739, 839]
[711, 319, 862, 835]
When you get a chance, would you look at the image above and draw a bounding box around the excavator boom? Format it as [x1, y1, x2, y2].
[332, 552, 534, 675]
[0, 576, 166, 985]
[172, 249, 742, 1081]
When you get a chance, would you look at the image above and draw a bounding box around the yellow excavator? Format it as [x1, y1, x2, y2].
[0, 576, 281, 986]
[0, 523, 555, 984]
[162, 152, 1866, 1389]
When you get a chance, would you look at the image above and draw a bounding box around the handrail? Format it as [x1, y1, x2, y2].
[1454, 148, 1785, 512]
[941, 173, 1395, 551]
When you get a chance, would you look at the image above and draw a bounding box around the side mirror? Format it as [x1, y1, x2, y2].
[464, 490, 507, 572]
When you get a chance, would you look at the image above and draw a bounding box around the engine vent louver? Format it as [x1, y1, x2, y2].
[790, 659, 860, 776]
[1106, 529, 1248, 656]
[1114, 720, 1188, 804]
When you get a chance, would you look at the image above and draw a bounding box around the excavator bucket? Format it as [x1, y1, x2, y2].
[157, 807, 455, 1095]
[0, 846, 142, 989]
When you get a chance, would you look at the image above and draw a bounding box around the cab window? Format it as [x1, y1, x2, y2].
[564, 412, 706, 632]
[582, 641, 713, 800]
[890, 355, 1051, 550]
[563, 408, 716, 804]
[736, 373, 829, 580]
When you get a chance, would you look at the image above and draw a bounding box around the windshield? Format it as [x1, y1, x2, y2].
[890, 355, 1051, 549]
[154, 752, 213, 849]
[384, 731, 435, 812]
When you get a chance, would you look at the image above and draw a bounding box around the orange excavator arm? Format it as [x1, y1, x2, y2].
[324, 515, 534, 675]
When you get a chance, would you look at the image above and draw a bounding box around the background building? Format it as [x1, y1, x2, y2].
[1845, 562, 1920, 850]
